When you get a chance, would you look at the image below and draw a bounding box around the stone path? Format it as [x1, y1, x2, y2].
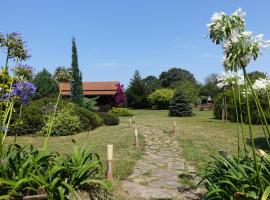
[121, 124, 205, 200]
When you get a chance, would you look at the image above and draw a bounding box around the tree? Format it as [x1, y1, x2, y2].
[70, 38, 83, 106]
[54, 66, 72, 83]
[143, 75, 161, 95]
[126, 70, 148, 108]
[159, 67, 197, 88]
[33, 68, 59, 99]
[147, 88, 174, 109]
[175, 80, 199, 103]
[114, 83, 127, 107]
[199, 73, 220, 99]
[248, 71, 266, 84]
[169, 90, 193, 117]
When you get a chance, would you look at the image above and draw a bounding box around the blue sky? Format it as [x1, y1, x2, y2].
[1, 0, 270, 86]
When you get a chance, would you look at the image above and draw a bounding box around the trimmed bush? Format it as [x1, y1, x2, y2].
[169, 90, 193, 117]
[74, 105, 103, 130]
[147, 88, 174, 109]
[109, 107, 134, 117]
[98, 112, 119, 126]
[40, 103, 82, 136]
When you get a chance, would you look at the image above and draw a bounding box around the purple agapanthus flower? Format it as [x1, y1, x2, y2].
[12, 81, 36, 104]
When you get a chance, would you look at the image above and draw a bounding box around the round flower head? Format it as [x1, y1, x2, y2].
[12, 81, 36, 104]
[252, 78, 270, 93]
[217, 71, 244, 89]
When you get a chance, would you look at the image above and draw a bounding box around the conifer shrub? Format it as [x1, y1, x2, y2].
[98, 112, 119, 126]
[109, 107, 134, 116]
[169, 90, 193, 117]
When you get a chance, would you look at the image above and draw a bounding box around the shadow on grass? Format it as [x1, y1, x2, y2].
[246, 137, 270, 152]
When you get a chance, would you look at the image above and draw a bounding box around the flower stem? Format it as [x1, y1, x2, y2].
[43, 85, 62, 148]
[232, 85, 241, 161]
[243, 68, 263, 192]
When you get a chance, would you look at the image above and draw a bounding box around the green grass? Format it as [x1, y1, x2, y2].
[5, 123, 145, 181]
[130, 108, 266, 171]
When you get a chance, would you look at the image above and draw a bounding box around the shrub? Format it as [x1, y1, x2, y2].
[74, 105, 103, 131]
[169, 90, 193, 117]
[201, 152, 270, 199]
[82, 97, 99, 111]
[213, 90, 270, 124]
[0, 142, 109, 199]
[147, 88, 174, 109]
[40, 103, 82, 136]
[33, 68, 59, 99]
[9, 97, 67, 135]
[109, 107, 134, 117]
[98, 112, 119, 126]
[174, 80, 199, 104]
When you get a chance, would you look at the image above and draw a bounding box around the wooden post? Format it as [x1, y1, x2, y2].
[129, 118, 132, 128]
[134, 129, 139, 147]
[218, 149, 227, 157]
[107, 145, 113, 180]
[172, 120, 176, 136]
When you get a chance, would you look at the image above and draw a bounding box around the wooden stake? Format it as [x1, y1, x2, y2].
[134, 129, 139, 147]
[172, 120, 176, 136]
[129, 118, 132, 128]
[107, 144, 113, 180]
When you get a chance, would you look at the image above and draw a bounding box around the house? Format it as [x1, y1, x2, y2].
[60, 81, 119, 105]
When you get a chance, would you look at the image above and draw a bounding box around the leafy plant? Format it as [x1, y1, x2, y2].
[40, 103, 82, 136]
[200, 152, 270, 199]
[109, 107, 134, 117]
[98, 112, 119, 126]
[147, 88, 174, 109]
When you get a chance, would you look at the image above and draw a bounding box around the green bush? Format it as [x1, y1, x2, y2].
[201, 153, 270, 199]
[98, 112, 119, 126]
[147, 88, 174, 109]
[9, 97, 62, 135]
[169, 90, 193, 117]
[109, 107, 134, 116]
[40, 103, 82, 136]
[74, 105, 103, 131]
[213, 90, 270, 124]
[0, 142, 109, 199]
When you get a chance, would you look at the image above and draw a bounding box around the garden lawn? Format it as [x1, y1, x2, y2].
[129, 108, 266, 171]
[5, 123, 144, 181]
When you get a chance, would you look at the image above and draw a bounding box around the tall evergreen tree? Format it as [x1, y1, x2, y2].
[126, 70, 148, 108]
[70, 37, 83, 105]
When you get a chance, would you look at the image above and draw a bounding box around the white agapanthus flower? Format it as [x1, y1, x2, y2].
[232, 8, 246, 19]
[254, 34, 270, 48]
[217, 71, 245, 89]
[252, 78, 270, 92]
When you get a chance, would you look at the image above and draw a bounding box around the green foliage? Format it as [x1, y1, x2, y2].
[40, 103, 82, 136]
[70, 37, 84, 106]
[248, 71, 267, 84]
[33, 68, 59, 99]
[126, 70, 149, 108]
[147, 88, 174, 109]
[143, 75, 161, 95]
[98, 112, 119, 126]
[159, 67, 197, 88]
[213, 90, 270, 124]
[199, 73, 220, 99]
[0, 142, 108, 199]
[201, 153, 270, 199]
[53, 66, 72, 83]
[169, 90, 193, 117]
[109, 107, 134, 116]
[74, 105, 103, 131]
[82, 97, 99, 111]
[174, 80, 199, 103]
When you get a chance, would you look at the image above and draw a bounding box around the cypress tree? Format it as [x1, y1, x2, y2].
[169, 90, 193, 117]
[70, 37, 83, 105]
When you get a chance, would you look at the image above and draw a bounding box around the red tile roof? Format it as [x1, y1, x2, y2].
[60, 81, 119, 96]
